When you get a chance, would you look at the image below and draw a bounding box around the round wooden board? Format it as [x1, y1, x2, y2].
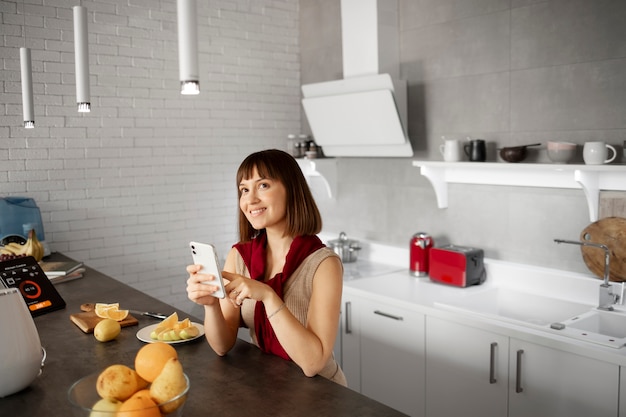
[579, 217, 626, 282]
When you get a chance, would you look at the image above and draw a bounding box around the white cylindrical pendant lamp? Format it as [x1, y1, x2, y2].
[177, 0, 199, 95]
[20, 47, 35, 129]
[73, 5, 91, 112]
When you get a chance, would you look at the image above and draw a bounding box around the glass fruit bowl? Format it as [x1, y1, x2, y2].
[68, 371, 189, 417]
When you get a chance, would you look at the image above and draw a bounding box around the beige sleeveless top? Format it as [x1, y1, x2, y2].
[236, 246, 347, 386]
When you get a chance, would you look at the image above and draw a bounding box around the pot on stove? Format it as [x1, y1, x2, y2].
[327, 232, 361, 263]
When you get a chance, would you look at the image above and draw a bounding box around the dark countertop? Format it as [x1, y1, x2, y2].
[1, 253, 407, 417]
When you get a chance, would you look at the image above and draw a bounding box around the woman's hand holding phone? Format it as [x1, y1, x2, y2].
[188, 242, 227, 299]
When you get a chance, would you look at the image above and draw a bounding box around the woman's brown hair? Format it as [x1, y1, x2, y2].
[236, 149, 322, 242]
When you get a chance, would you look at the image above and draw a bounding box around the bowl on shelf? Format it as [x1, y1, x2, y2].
[547, 141, 577, 164]
[68, 371, 190, 417]
[498, 143, 541, 163]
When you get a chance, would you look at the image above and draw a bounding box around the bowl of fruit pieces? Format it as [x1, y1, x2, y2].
[68, 342, 189, 417]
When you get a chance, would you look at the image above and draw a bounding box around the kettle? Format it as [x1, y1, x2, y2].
[0, 288, 45, 397]
[410, 232, 434, 277]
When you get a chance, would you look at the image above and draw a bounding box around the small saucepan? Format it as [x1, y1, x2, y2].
[498, 143, 541, 163]
[327, 232, 361, 263]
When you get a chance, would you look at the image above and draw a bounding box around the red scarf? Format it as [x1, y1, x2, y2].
[234, 232, 324, 360]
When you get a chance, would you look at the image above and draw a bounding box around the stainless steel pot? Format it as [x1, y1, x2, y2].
[327, 232, 361, 263]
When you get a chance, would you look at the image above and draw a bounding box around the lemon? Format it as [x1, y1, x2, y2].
[94, 318, 121, 342]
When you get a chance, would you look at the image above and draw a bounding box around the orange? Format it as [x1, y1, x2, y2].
[95, 303, 119, 318]
[94, 302, 128, 321]
[134, 342, 178, 383]
[155, 312, 178, 333]
[117, 391, 160, 417]
[174, 317, 191, 330]
[106, 308, 129, 321]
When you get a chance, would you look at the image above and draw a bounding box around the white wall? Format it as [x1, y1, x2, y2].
[0, 0, 299, 312]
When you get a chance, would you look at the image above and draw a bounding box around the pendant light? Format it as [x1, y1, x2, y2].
[73, 5, 91, 112]
[19, 0, 34, 129]
[20, 49, 35, 129]
[177, 0, 199, 95]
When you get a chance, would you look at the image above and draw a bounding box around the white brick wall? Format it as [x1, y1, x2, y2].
[0, 0, 300, 313]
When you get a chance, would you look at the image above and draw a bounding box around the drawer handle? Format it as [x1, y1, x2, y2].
[516, 349, 524, 393]
[489, 342, 497, 384]
[373, 310, 403, 321]
[345, 301, 352, 334]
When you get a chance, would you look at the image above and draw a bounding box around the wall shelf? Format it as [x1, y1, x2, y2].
[412, 161, 626, 222]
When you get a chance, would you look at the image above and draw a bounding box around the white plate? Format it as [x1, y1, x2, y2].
[136, 322, 204, 344]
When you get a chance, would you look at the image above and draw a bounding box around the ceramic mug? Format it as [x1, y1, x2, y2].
[464, 139, 486, 162]
[583, 141, 616, 165]
[439, 139, 462, 162]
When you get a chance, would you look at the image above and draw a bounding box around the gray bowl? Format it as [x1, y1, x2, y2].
[547, 142, 577, 164]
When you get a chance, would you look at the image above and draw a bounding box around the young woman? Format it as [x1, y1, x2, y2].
[186, 149, 346, 385]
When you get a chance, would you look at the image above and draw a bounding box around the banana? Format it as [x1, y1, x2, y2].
[1, 243, 24, 255]
[0, 231, 44, 261]
[23, 230, 44, 261]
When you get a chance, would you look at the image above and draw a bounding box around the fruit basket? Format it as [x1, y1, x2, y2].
[68, 371, 189, 417]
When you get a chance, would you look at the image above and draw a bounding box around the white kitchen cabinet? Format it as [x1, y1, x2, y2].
[426, 316, 619, 417]
[425, 316, 508, 417]
[340, 292, 361, 392]
[341, 290, 426, 417]
[508, 338, 618, 417]
[618, 366, 626, 417]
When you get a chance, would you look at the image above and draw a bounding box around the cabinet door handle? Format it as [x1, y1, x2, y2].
[489, 342, 497, 384]
[345, 301, 352, 334]
[515, 349, 524, 393]
[373, 310, 403, 321]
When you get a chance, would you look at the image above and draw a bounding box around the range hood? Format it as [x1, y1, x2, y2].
[301, 0, 413, 157]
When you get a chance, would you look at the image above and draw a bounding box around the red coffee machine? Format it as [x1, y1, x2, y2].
[410, 232, 433, 276]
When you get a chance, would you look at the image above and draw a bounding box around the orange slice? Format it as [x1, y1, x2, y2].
[174, 317, 191, 330]
[95, 303, 120, 318]
[106, 309, 129, 321]
[155, 312, 178, 334]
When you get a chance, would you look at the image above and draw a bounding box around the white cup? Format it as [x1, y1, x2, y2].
[439, 139, 462, 162]
[583, 141, 616, 165]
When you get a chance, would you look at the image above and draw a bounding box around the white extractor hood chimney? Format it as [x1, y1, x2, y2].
[301, 0, 413, 157]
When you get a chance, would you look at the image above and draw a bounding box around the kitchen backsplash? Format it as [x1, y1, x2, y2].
[301, 0, 626, 279]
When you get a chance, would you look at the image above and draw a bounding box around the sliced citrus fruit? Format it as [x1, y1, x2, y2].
[95, 302, 120, 318]
[155, 312, 178, 333]
[106, 308, 129, 321]
[174, 317, 191, 330]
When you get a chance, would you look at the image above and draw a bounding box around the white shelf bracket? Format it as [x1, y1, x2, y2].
[420, 165, 448, 208]
[296, 159, 335, 200]
[574, 170, 600, 222]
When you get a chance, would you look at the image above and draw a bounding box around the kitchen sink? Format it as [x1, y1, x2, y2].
[435, 287, 593, 327]
[556, 310, 626, 348]
[435, 287, 626, 349]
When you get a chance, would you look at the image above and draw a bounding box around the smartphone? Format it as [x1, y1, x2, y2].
[189, 241, 226, 299]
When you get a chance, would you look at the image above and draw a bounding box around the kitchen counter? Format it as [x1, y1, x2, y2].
[0, 253, 407, 417]
[343, 258, 626, 366]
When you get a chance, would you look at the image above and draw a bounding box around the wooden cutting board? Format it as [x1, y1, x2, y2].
[70, 310, 138, 333]
[580, 217, 626, 282]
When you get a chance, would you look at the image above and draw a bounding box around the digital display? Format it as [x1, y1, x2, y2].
[0, 256, 66, 316]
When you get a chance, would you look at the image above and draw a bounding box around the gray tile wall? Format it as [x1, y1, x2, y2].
[301, 0, 626, 275]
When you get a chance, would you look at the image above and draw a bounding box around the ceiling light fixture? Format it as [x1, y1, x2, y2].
[73, 5, 90, 112]
[19, 0, 34, 129]
[177, 0, 199, 95]
[20, 49, 35, 129]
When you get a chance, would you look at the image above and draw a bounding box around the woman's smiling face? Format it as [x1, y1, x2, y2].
[239, 166, 287, 232]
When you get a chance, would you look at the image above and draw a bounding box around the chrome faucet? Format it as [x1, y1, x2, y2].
[554, 239, 621, 311]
